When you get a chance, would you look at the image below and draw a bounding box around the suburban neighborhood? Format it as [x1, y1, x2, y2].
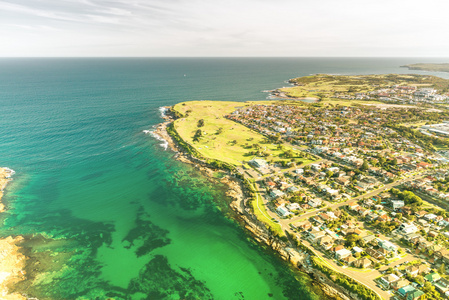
[169, 74, 449, 300]
[224, 98, 449, 299]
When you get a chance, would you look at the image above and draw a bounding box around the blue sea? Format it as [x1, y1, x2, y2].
[0, 57, 448, 299]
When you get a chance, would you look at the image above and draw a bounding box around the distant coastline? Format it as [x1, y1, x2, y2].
[401, 63, 449, 72]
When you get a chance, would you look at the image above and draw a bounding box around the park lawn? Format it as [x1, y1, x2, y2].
[248, 180, 284, 236]
[172, 100, 311, 166]
[279, 73, 446, 102]
[400, 121, 428, 128]
[321, 98, 384, 106]
[434, 144, 449, 151]
[279, 83, 374, 99]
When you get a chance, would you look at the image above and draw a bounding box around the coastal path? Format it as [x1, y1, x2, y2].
[253, 173, 428, 300]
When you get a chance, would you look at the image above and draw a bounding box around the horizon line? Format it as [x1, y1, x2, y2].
[1, 56, 449, 59]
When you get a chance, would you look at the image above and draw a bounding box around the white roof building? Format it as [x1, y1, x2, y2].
[308, 199, 322, 208]
[379, 240, 398, 253]
[277, 206, 292, 217]
[249, 158, 268, 168]
[425, 214, 437, 221]
[270, 189, 285, 199]
[391, 200, 405, 210]
[352, 246, 363, 253]
[336, 248, 352, 260]
[286, 203, 301, 211]
[398, 223, 419, 235]
[295, 168, 304, 174]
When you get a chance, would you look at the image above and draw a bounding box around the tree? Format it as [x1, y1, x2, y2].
[438, 263, 446, 275]
[193, 129, 202, 142]
[360, 160, 369, 172]
[326, 170, 334, 178]
[197, 119, 204, 127]
[284, 149, 294, 158]
[415, 275, 424, 285]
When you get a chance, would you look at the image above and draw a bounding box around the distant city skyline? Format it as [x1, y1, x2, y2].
[2, 0, 449, 57]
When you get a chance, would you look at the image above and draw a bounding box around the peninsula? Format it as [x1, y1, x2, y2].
[156, 74, 449, 300]
[401, 64, 449, 73]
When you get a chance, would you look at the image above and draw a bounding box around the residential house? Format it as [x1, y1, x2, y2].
[336, 177, 350, 186]
[424, 213, 437, 222]
[319, 213, 332, 222]
[249, 158, 268, 168]
[352, 246, 363, 254]
[398, 223, 419, 235]
[354, 257, 372, 269]
[380, 273, 399, 288]
[406, 289, 425, 300]
[308, 229, 325, 242]
[428, 230, 439, 238]
[318, 235, 334, 250]
[424, 272, 441, 283]
[391, 279, 410, 291]
[287, 186, 300, 194]
[362, 235, 377, 245]
[341, 255, 357, 266]
[331, 245, 344, 253]
[366, 248, 384, 261]
[335, 248, 352, 260]
[406, 264, 431, 276]
[347, 201, 359, 210]
[405, 265, 419, 277]
[379, 240, 398, 254]
[436, 249, 449, 264]
[391, 200, 405, 210]
[377, 214, 391, 222]
[286, 203, 301, 211]
[270, 189, 285, 199]
[398, 285, 416, 299]
[308, 199, 322, 208]
[403, 233, 421, 244]
[418, 241, 431, 252]
[434, 277, 449, 293]
[293, 220, 312, 231]
[301, 204, 311, 210]
[415, 210, 427, 218]
[277, 205, 292, 217]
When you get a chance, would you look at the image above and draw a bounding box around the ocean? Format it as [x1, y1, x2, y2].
[1, 57, 449, 300]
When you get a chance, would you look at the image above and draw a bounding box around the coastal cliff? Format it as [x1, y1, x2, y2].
[0, 168, 27, 300]
[153, 108, 350, 300]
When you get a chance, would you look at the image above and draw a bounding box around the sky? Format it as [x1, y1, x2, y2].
[1, 0, 449, 57]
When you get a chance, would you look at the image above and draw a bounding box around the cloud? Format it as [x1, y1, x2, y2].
[1, 0, 449, 56]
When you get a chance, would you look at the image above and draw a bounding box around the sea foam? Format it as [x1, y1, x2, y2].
[144, 129, 168, 150]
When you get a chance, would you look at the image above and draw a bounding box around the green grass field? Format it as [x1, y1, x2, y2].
[247, 179, 284, 236]
[279, 73, 448, 101]
[172, 100, 313, 166]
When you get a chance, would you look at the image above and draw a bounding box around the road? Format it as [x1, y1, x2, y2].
[281, 173, 425, 227]
[251, 171, 427, 300]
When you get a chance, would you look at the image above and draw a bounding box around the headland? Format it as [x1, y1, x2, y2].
[401, 63, 449, 73]
[154, 73, 449, 300]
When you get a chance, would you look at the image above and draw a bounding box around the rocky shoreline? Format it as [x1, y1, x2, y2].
[0, 168, 27, 300]
[152, 107, 349, 300]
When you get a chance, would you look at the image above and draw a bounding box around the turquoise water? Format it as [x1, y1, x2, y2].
[1, 58, 449, 299]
